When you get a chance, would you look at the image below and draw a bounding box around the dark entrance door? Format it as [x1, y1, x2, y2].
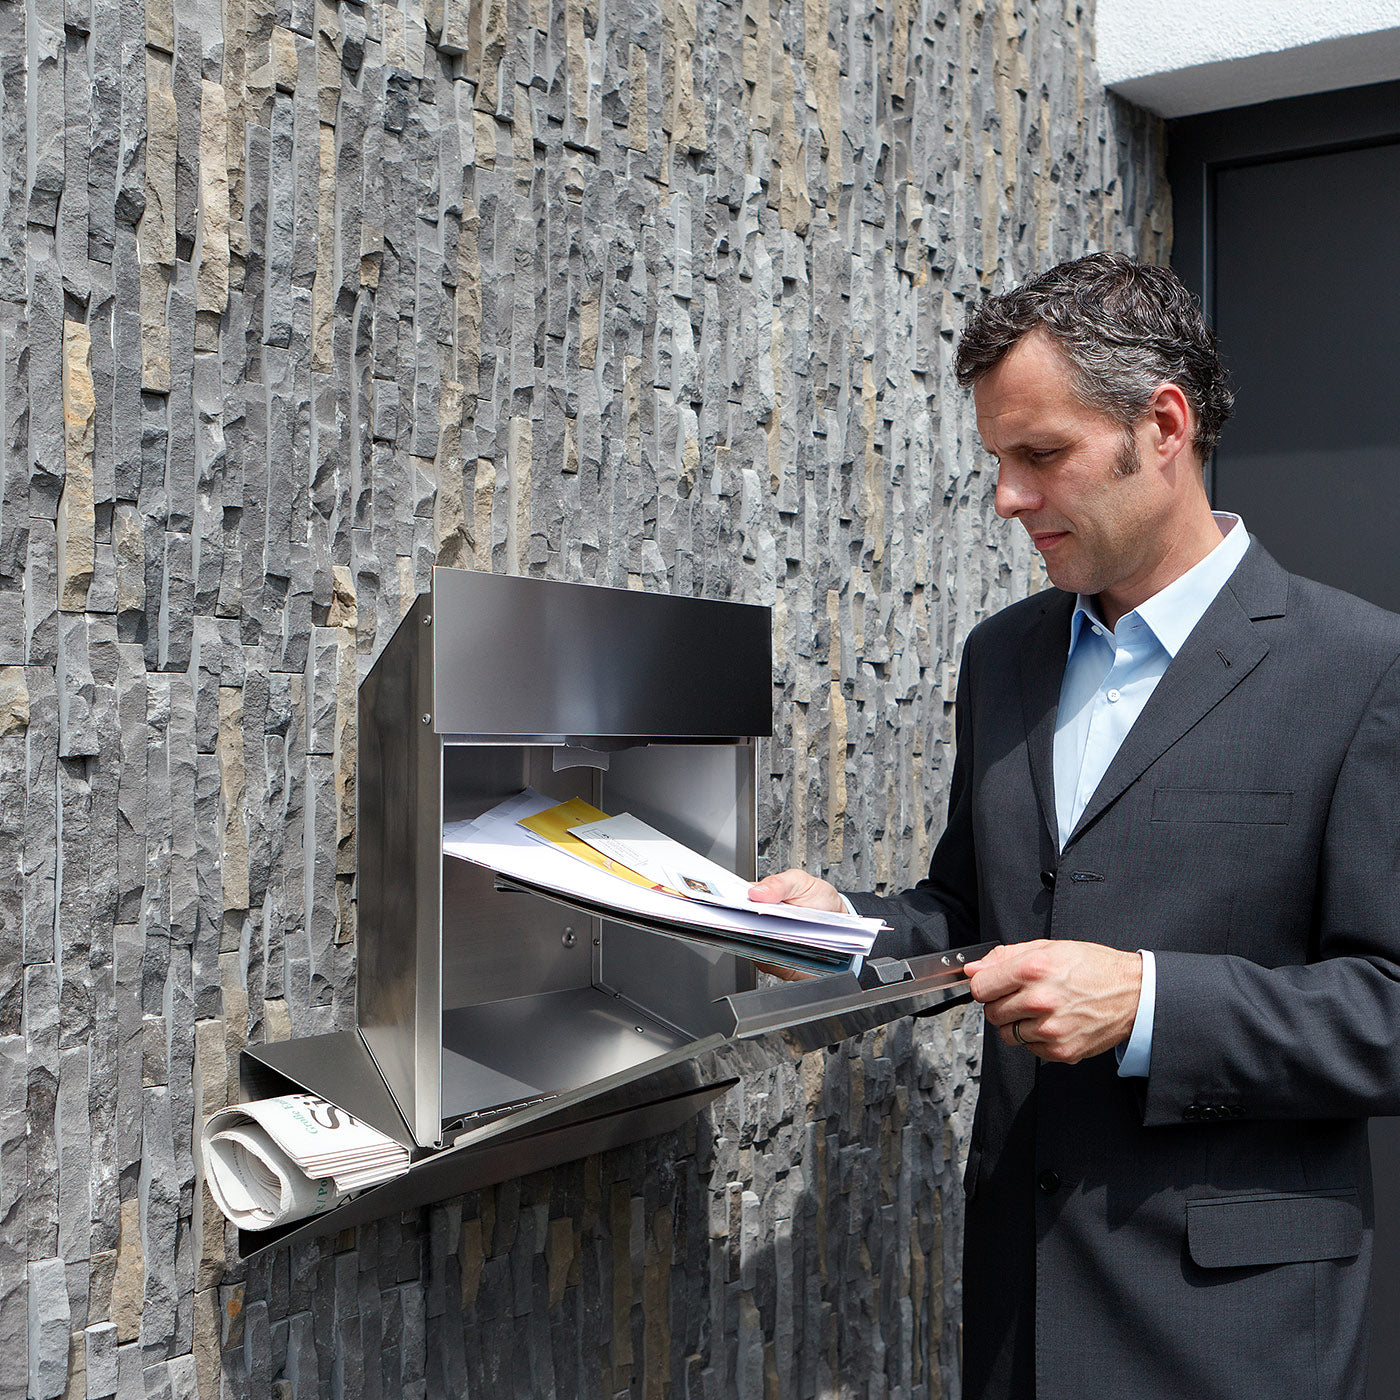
[1212, 140, 1400, 609]
[1170, 79, 1400, 1400]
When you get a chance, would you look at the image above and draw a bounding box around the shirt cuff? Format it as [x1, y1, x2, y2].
[1114, 949, 1155, 1079]
[838, 893, 857, 916]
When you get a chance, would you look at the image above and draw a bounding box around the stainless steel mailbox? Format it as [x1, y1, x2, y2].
[237, 569, 985, 1258]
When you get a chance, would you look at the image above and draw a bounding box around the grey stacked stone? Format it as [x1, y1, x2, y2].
[0, 0, 1167, 1393]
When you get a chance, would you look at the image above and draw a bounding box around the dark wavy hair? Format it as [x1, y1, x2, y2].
[954, 253, 1235, 461]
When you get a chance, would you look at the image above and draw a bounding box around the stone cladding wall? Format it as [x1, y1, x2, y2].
[0, 0, 1167, 1391]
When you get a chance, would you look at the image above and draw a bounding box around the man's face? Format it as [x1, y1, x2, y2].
[973, 330, 1171, 607]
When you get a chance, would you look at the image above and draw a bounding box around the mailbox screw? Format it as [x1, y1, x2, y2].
[562, 928, 577, 948]
[422, 614, 432, 625]
[635, 1026, 645, 1034]
[421, 713, 432, 724]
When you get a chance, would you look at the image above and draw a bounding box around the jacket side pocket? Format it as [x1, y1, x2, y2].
[1186, 1190, 1362, 1269]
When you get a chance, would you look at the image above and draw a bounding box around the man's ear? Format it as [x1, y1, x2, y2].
[1143, 382, 1194, 468]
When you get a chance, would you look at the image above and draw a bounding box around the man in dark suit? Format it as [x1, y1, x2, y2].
[751, 253, 1400, 1399]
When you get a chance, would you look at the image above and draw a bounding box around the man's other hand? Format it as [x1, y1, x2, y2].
[747, 869, 845, 913]
[964, 940, 1143, 1064]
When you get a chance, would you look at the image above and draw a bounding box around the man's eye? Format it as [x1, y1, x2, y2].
[1028, 449, 1059, 463]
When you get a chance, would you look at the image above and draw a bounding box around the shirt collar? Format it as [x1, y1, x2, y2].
[1068, 513, 1249, 659]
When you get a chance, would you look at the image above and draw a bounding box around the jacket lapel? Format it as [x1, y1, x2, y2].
[1020, 589, 1076, 849]
[1063, 541, 1289, 849]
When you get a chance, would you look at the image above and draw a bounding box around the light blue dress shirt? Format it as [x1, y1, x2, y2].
[1053, 513, 1250, 1076]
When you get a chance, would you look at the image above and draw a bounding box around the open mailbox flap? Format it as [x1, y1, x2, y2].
[234, 941, 992, 1259]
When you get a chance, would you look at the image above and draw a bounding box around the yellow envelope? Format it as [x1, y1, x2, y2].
[518, 798, 675, 892]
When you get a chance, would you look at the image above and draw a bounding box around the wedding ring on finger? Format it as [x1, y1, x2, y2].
[1012, 1020, 1028, 1046]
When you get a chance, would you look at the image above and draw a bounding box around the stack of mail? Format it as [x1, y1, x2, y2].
[443, 789, 887, 974]
[202, 1093, 411, 1231]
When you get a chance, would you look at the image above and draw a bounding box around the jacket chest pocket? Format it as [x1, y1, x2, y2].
[1186, 1190, 1361, 1269]
[1152, 787, 1293, 826]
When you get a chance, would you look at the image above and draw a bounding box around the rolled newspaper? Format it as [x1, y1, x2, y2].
[202, 1093, 411, 1231]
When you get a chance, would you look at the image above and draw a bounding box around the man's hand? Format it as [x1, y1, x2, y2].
[747, 868, 845, 914]
[747, 869, 844, 981]
[964, 940, 1143, 1064]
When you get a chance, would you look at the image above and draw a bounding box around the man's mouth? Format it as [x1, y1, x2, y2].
[1028, 530, 1070, 551]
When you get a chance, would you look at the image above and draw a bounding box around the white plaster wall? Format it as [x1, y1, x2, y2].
[1097, 0, 1400, 116]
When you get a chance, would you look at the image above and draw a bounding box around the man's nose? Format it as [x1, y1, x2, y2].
[994, 465, 1038, 519]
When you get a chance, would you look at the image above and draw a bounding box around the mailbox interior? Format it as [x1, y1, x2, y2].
[434, 741, 756, 1130]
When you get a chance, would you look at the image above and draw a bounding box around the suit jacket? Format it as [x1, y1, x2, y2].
[849, 542, 1400, 1400]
